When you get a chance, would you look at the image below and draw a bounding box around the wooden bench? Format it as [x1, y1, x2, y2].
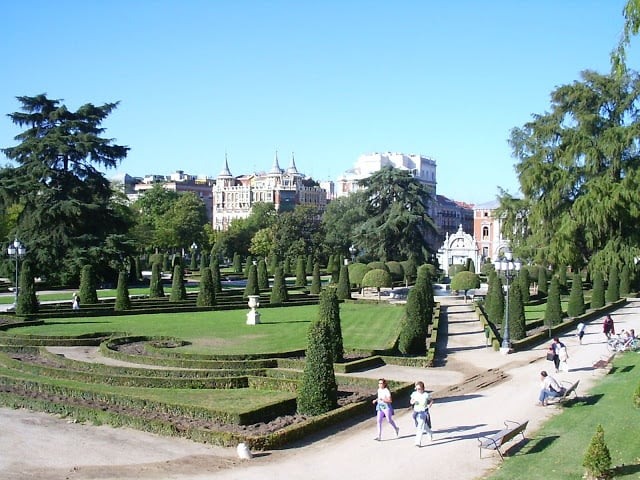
[592, 353, 615, 370]
[478, 420, 529, 459]
[554, 380, 580, 403]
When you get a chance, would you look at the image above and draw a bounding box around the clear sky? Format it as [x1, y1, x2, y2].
[2, 1, 637, 204]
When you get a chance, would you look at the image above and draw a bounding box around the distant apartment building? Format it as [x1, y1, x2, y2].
[473, 199, 509, 263]
[212, 153, 327, 231]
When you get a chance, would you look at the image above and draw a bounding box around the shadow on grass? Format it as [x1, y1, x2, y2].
[610, 365, 635, 374]
[561, 393, 604, 407]
[524, 434, 561, 454]
[612, 462, 640, 477]
[47, 320, 112, 325]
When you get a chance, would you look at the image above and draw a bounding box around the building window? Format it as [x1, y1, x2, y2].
[482, 226, 489, 239]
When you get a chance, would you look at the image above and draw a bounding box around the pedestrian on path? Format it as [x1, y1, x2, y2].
[603, 314, 615, 340]
[71, 292, 80, 310]
[372, 378, 399, 441]
[576, 322, 586, 344]
[410, 381, 434, 446]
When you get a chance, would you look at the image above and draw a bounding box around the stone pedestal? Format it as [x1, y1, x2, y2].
[246, 295, 261, 325]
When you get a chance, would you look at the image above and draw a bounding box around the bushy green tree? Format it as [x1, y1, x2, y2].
[448, 263, 466, 278]
[295, 256, 307, 287]
[270, 266, 288, 305]
[232, 252, 242, 273]
[296, 319, 338, 415]
[197, 267, 215, 307]
[518, 268, 530, 303]
[398, 270, 431, 355]
[149, 262, 165, 298]
[386, 261, 404, 283]
[16, 259, 38, 315]
[199, 251, 208, 274]
[283, 256, 292, 277]
[606, 266, 620, 303]
[537, 267, 548, 298]
[244, 255, 254, 277]
[620, 264, 631, 297]
[336, 264, 351, 300]
[257, 258, 269, 290]
[306, 254, 313, 275]
[591, 271, 605, 309]
[318, 287, 343, 362]
[328, 255, 340, 283]
[310, 262, 321, 294]
[114, 270, 131, 311]
[400, 258, 417, 286]
[169, 259, 186, 302]
[367, 261, 389, 272]
[508, 277, 526, 341]
[450, 271, 480, 302]
[210, 257, 222, 293]
[362, 268, 392, 301]
[568, 273, 586, 317]
[348, 263, 371, 293]
[244, 264, 259, 298]
[79, 265, 99, 304]
[544, 276, 562, 329]
[582, 424, 611, 480]
[557, 266, 568, 292]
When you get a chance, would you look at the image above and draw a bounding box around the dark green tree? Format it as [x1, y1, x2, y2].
[400, 258, 417, 287]
[336, 264, 351, 300]
[244, 264, 259, 298]
[519, 268, 531, 303]
[318, 287, 344, 363]
[199, 250, 208, 274]
[606, 266, 620, 303]
[582, 424, 611, 480]
[591, 270, 606, 309]
[537, 268, 548, 298]
[310, 262, 321, 294]
[232, 252, 241, 273]
[257, 258, 269, 290]
[620, 264, 631, 296]
[398, 275, 429, 355]
[306, 254, 313, 275]
[169, 259, 186, 302]
[149, 262, 165, 298]
[283, 256, 292, 277]
[210, 257, 222, 293]
[0, 95, 132, 285]
[114, 270, 131, 311]
[295, 256, 307, 287]
[362, 268, 393, 301]
[197, 267, 215, 307]
[386, 261, 404, 283]
[486, 272, 505, 326]
[16, 259, 38, 315]
[544, 276, 563, 330]
[557, 266, 568, 292]
[348, 263, 371, 294]
[356, 166, 436, 263]
[244, 255, 254, 277]
[296, 319, 338, 415]
[270, 266, 288, 305]
[508, 276, 526, 341]
[450, 271, 480, 302]
[568, 273, 586, 318]
[79, 265, 99, 304]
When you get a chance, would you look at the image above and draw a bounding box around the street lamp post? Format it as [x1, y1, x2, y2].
[495, 248, 521, 355]
[349, 244, 357, 263]
[7, 238, 26, 308]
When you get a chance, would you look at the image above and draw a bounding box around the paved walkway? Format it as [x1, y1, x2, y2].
[1, 296, 638, 480]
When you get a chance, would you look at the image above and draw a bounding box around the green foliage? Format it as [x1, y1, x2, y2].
[306, 254, 313, 275]
[568, 273, 586, 318]
[362, 269, 393, 299]
[169, 261, 187, 302]
[244, 255, 254, 277]
[450, 271, 480, 299]
[465, 258, 476, 273]
[296, 319, 338, 416]
[367, 261, 388, 272]
[336, 264, 351, 300]
[486, 271, 505, 325]
[190, 251, 198, 271]
[283, 256, 292, 277]
[269, 205, 323, 262]
[210, 257, 222, 293]
[537, 267, 548, 298]
[243, 264, 259, 298]
[544, 277, 562, 328]
[400, 258, 417, 285]
[591, 271, 606, 309]
[318, 288, 343, 363]
[448, 263, 466, 278]
[310, 262, 321, 295]
[149, 262, 165, 298]
[197, 267, 215, 307]
[481, 260, 495, 276]
[620, 264, 631, 296]
[79, 265, 99, 304]
[114, 271, 131, 311]
[634, 382, 640, 408]
[519, 268, 530, 303]
[295, 256, 307, 287]
[606, 266, 620, 303]
[508, 277, 526, 341]
[270, 266, 288, 305]
[328, 255, 340, 283]
[232, 253, 242, 273]
[557, 265, 567, 290]
[257, 258, 269, 290]
[199, 251, 208, 274]
[582, 424, 611, 479]
[348, 263, 371, 290]
[16, 259, 38, 315]
[386, 261, 404, 282]
[398, 266, 432, 355]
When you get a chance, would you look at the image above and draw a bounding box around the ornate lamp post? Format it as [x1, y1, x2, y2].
[349, 244, 357, 263]
[7, 238, 26, 308]
[495, 247, 521, 354]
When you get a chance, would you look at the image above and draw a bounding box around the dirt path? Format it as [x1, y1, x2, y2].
[2, 297, 637, 480]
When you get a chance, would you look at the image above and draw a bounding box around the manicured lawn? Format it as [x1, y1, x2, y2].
[4, 302, 405, 354]
[485, 352, 640, 479]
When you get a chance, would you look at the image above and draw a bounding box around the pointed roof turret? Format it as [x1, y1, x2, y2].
[286, 152, 300, 175]
[217, 153, 232, 178]
[269, 150, 283, 175]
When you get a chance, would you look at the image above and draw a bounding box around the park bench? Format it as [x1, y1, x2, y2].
[478, 419, 529, 459]
[592, 353, 615, 370]
[554, 379, 580, 404]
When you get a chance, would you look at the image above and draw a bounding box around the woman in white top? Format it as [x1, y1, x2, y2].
[410, 381, 434, 446]
[372, 378, 399, 441]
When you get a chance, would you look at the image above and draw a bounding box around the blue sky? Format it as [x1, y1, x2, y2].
[2, 1, 636, 204]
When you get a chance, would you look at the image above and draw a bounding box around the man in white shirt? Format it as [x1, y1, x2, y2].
[538, 370, 565, 406]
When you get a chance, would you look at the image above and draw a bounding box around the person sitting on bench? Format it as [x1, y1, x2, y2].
[537, 370, 565, 406]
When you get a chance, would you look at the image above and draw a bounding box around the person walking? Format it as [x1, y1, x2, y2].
[576, 322, 586, 344]
[603, 314, 615, 340]
[71, 292, 80, 310]
[410, 381, 434, 446]
[550, 337, 566, 373]
[372, 378, 399, 441]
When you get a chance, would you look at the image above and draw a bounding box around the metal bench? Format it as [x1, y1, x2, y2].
[555, 380, 580, 403]
[478, 419, 529, 459]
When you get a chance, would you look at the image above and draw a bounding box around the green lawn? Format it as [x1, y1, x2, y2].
[4, 302, 405, 354]
[485, 352, 640, 479]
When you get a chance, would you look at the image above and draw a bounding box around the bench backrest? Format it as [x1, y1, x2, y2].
[564, 380, 579, 397]
[500, 420, 528, 444]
